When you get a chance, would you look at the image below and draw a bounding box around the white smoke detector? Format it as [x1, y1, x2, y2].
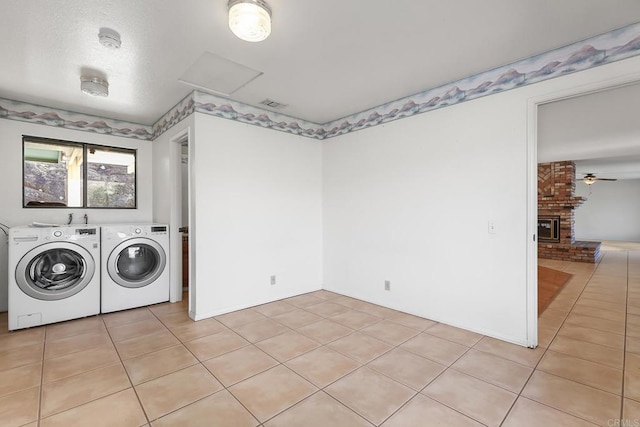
[98, 28, 122, 49]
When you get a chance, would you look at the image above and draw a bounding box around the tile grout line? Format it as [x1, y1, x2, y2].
[37, 324, 47, 427]
[222, 304, 340, 426]
[554, 253, 632, 422]
[554, 325, 625, 349]
[4, 292, 501, 426]
[219, 295, 449, 425]
[139, 301, 321, 423]
[621, 250, 630, 420]
[300, 310, 483, 427]
[541, 339, 625, 371]
[319, 391, 377, 427]
[152, 302, 301, 425]
[37, 315, 133, 423]
[22, 277, 630, 426]
[143, 305, 239, 424]
[103, 312, 152, 426]
[563, 309, 627, 325]
[379, 344, 479, 426]
[0, 280, 576, 424]
[499, 255, 605, 426]
[498, 345, 550, 426]
[536, 255, 602, 353]
[228, 297, 362, 424]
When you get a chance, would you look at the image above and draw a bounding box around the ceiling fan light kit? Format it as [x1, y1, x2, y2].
[228, 0, 272, 42]
[582, 173, 618, 186]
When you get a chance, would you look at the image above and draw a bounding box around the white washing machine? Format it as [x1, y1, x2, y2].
[101, 224, 170, 313]
[8, 226, 101, 330]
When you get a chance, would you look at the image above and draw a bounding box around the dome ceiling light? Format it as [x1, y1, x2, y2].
[80, 76, 109, 97]
[228, 0, 272, 42]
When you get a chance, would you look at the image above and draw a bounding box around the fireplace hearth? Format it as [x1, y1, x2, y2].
[538, 161, 601, 263]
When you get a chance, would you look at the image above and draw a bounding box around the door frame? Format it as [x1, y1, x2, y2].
[168, 128, 192, 311]
[525, 71, 640, 348]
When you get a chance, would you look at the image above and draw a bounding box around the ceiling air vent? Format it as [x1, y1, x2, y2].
[259, 98, 288, 109]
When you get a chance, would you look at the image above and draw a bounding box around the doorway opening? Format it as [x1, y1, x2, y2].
[180, 140, 189, 295]
[169, 128, 195, 318]
[527, 74, 640, 348]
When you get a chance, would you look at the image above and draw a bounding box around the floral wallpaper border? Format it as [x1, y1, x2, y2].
[321, 21, 640, 139]
[192, 92, 325, 139]
[152, 94, 196, 139]
[1, 22, 640, 141]
[0, 98, 153, 140]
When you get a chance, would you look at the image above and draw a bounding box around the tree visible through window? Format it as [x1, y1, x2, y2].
[23, 136, 136, 209]
[87, 147, 136, 208]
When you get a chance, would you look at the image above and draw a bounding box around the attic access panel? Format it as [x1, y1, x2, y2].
[178, 52, 263, 97]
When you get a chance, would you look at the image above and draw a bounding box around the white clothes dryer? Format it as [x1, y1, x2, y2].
[8, 226, 101, 330]
[101, 224, 170, 313]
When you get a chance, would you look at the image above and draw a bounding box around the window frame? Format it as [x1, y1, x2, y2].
[22, 135, 138, 209]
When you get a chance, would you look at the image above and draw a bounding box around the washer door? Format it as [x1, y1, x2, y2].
[15, 242, 95, 301]
[107, 237, 167, 289]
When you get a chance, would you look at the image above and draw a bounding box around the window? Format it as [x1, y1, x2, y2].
[23, 136, 136, 209]
[86, 146, 136, 208]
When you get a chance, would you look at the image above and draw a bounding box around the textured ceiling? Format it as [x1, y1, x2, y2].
[1, 1, 640, 125]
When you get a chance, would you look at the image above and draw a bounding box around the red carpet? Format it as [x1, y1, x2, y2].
[539, 266, 572, 316]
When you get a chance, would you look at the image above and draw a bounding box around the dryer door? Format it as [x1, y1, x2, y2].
[107, 237, 167, 288]
[15, 242, 96, 301]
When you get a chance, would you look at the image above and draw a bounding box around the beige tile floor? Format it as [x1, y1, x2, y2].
[0, 249, 638, 426]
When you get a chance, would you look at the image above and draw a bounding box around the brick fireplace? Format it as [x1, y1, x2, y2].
[538, 161, 602, 263]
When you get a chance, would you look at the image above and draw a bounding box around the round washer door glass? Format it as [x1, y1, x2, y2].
[108, 238, 166, 289]
[16, 243, 95, 301]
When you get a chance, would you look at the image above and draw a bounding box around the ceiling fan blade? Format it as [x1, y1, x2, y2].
[596, 178, 618, 181]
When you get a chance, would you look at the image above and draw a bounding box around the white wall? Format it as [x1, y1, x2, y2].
[144, 55, 640, 345]
[575, 179, 640, 242]
[192, 114, 323, 318]
[153, 113, 323, 319]
[324, 55, 640, 345]
[0, 119, 154, 311]
[324, 94, 529, 342]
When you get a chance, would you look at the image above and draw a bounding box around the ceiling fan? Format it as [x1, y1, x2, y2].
[582, 173, 618, 185]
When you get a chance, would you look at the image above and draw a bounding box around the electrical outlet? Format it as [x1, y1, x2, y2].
[384, 280, 391, 291]
[270, 275, 276, 286]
